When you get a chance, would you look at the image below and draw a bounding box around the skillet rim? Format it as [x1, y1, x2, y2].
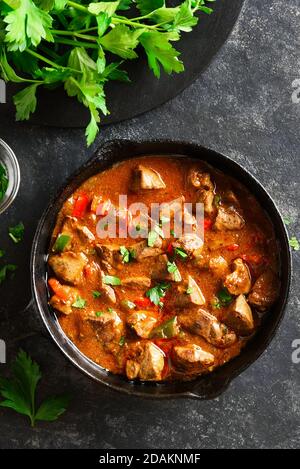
[30, 139, 292, 399]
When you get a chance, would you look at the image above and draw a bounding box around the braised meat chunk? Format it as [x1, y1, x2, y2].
[224, 258, 251, 295]
[214, 206, 245, 231]
[126, 312, 157, 338]
[248, 270, 279, 311]
[223, 294, 254, 336]
[178, 308, 237, 348]
[173, 275, 206, 307]
[126, 342, 165, 381]
[48, 252, 88, 286]
[173, 344, 215, 372]
[132, 165, 166, 191]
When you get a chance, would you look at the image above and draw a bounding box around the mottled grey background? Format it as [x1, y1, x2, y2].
[0, 0, 299, 449]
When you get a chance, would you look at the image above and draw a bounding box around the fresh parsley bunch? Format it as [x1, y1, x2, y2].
[0, 0, 215, 146]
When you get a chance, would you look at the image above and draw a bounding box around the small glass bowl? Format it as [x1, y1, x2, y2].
[0, 138, 20, 215]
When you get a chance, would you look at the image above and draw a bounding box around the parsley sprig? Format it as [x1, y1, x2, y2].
[146, 282, 170, 307]
[0, 350, 70, 427]
[0, 0, 215, 146]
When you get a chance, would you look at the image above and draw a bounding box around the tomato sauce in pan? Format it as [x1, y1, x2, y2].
[47, 157, 280, 381]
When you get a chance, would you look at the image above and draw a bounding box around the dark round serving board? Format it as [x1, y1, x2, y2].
[0, 0, 244, 128]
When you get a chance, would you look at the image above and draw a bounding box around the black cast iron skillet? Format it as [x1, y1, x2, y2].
[31, 140, 291, 399]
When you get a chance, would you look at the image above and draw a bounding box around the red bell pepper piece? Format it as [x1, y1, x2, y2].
[204, 218, 213, 231]
[48, 278, 68, 301]
[166, 243, 174, 255]
[226, 243, 240, 251]
[241, 253, 264, 265]
[134, 297, 152, 308]
[72, 192, 89, 218]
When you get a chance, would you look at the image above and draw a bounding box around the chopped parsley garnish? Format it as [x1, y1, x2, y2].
[107, 307, 116, 313]
[8, 222, 24, 244]
[147, 230, 158, 247]
[119, 336, 126, 347]
[52, 234, 71, 253]
[174, 247, 188, 259]
[120, 245, 135, 263]
[146, 283, 170, 307]
[92, 290, 102, 298]
[283, 216, 292, 226]
[0, 264, 17, 284]
[289, 236, 299, 251]
[215, 288, 233, 307]
[71, 297, 86, 309]
[186, 287, 193, 295]
[0, 164, 8, 202]
[167, 261, 181, 281]
[95, 311, 104, 317]
[103, 275, 121, 286]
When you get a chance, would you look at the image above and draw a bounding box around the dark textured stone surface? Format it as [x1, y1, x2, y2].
[0, 0, 299, 449]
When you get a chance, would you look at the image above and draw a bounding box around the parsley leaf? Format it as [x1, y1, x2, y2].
[167, 261, 181, 281]
[136, 0, 164, 16]
[0, 263, 17, 284]
[8, 221, 24, 243]
[13, 84, 39, 121]
[99, 24, 145, 59]
[146, 282, 170, 307]
[172, 0, 198, 32]
[140, 31, 184, 78]
[88, 1, 120, 17]
[289, 236, 299, 251]
[71, 296, 86, 308]
[120, 245, 134, 263]
[0, 350, 69, 426]
[148, 230, 158, 247]
[119, 335, 126, 346]
[283, 216, 292, 226]
[216, 287, 233, 307]
[4, 0, 53, 52]
[174, 247, 188, 259]
[92, 290, 102, 298]
[0, 163, 8, 202]
[0, 249, 5, 258]
[103, 275, 121, 285]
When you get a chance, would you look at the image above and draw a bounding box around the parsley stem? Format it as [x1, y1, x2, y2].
[38, 44, 61, 61]
[57, 12, 69, 29]
[112, 17, 157, 29]
[51, 30, 97, 42]
[53, 38, 98, 49]
[66, 0, 88, 13]
[76, 27, 98, 34]
[25, 49, 61, 69]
